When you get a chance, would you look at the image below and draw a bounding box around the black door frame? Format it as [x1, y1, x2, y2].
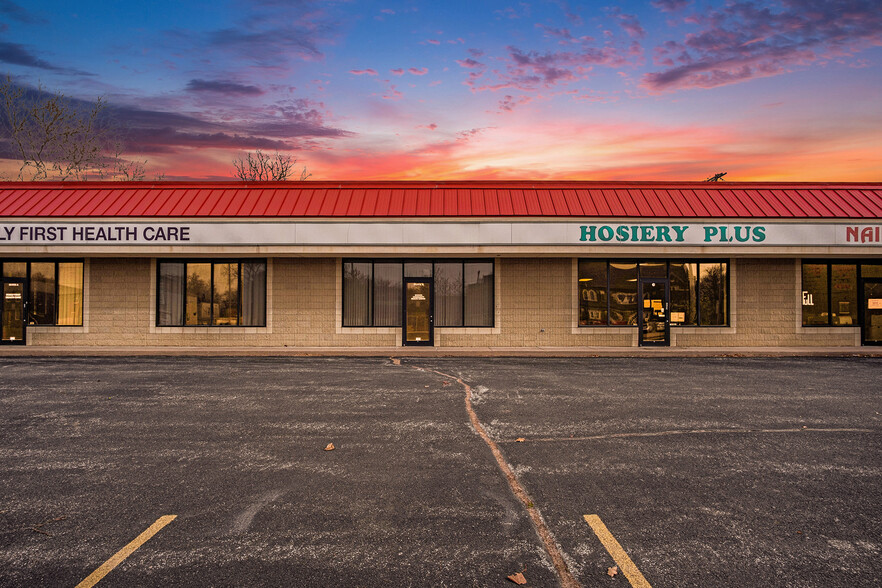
[2, 279, 27, 345]
[860, 278, 882, 346]
[638, 278, 670, 347]
[402, 278, 434, 346]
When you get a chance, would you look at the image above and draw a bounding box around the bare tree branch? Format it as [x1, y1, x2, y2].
[232, 150, 311, 181]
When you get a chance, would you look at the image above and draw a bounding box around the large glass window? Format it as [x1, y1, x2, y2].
[158, 260, 266, 327]
[801, 261, 879, 327]
[464, 262, 494, 326]
[578, 261, 607, 325]
[1, 260, 84, 326]
[699, 263, 727, 326]
[578, 260, 728, 327]
[343, 261, 372, 327]
[342, 260, 494, 327]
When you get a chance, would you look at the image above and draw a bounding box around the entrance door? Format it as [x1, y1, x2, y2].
[638, 279, 669, 346]
[2, 281, 26, 345]
[403, 279, 433, 346]
[861, 279, 882, 345]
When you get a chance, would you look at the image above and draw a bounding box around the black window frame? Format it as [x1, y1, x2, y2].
[155, 259, 267, 327]
[1, 259, 85, 327]
[578, 259, 730, 328]
[342, 259, 495, 328]
[801, 259, 880, 327]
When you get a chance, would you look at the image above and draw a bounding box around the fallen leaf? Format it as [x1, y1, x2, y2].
[607, 565, 618, 577]
[507, 572, 527, 584]
[324, 443, 335, 451]
[516, 437, 526, 443]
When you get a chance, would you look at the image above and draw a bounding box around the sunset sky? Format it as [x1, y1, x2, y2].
[2, 0, 881, 181]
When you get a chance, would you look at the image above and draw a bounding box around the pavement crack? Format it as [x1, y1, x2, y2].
[503, 427, 877, 444]
[397, 359, 581, 588]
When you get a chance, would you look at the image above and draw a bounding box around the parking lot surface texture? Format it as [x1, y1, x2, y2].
[1, 357, 880, 587]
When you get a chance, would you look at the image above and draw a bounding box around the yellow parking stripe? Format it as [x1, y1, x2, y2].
[584, 514, 652, 588]
[75, 515, 176, 588]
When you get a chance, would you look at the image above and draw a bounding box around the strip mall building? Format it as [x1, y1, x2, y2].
[1, 181, 881, 349]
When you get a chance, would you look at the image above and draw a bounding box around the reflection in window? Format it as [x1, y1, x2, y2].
[29, 262, 56, 325]
[186, 263, 211, 326]
[159, 261, 266, 327]
[669, 262, 697, 325]
[1, 261, 83, 326]
[374, 263, 402, 326]
[609, 262, 637, 326]
[214, 263, 239, 326]
[699, 263, 727, 326]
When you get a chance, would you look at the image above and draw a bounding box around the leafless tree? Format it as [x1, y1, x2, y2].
[232, 150, 311, 181]
[0, 77, 151, 181]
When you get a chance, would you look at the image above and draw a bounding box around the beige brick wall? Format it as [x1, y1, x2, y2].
[27, 256, 861, 348]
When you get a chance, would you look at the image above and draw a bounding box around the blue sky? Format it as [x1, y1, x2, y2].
[2, 0, 881, 180]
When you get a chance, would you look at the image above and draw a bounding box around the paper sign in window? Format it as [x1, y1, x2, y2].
[869, 299, 882, 310]
[651, 300, 662, 311]
[671, 312, 685, 323]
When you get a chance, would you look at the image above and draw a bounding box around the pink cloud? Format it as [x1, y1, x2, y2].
[350, 69, 378, 76]
[390, 68, 405, 76]
[642, 0, 882, 91]
[426, 39, 440, 45]
[408, 67, 428, 75]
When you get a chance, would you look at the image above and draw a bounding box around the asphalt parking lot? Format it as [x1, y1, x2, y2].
[1, 357, 880, 587]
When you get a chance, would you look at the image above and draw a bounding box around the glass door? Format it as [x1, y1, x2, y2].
[861, 280, 882, 345]
[638, 279, 670, 346]
[2, 281, 26, 345]
[403, 279, 433, 346]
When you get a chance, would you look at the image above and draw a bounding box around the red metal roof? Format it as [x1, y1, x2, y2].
[0, 181, 880, 219]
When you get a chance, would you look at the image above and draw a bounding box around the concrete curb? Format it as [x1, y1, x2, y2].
[1, 346, 880, 358]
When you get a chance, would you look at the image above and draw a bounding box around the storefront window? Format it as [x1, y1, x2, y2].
[801, 261, 879, 327]
[435, 263, 463, 327]
[699, 263, 727, 326]
[213, 263, 239, 326]
[1, 260, 84, 326]
[158, 260, 265, 327]
[609, 262, 637, 326]
[578, 261, 607, 325]
[830, 264, 857, 326]
[342, 260, 494, 327]
[2, 262, 27, 278]
[801, 264, 828, 325]
[862, 264, 882, 278]
[343, 262, 372, 327]
[57, 263, 83, 326]
[669, 262, 697, 325]
[578, 259, 728, 327]
[464, 262, 494, 326]
[29, 262, 56, 325]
